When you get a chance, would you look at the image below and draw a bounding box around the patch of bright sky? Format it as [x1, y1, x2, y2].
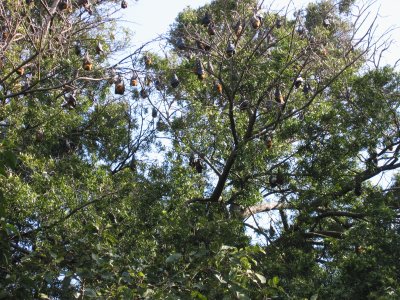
[124, 0, 400, 66]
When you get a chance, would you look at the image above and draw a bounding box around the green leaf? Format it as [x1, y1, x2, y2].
[91, 253, 99, 261]
[240, 257, 251, 269]
[84, 288, 97, 298]
[2, 150, 17, 169]
[235, 292, 251, 300]
[143, 289, 154, 297]
[268, 276, 280, 288]
[54, 256, 64, 264]
[165, 252, 182, 263]
[0, 190, 5, 218]
[214, 274, 227, 284]
[255, 273, 266, 284]
[191, 290, 207, 300]
[220, 245, 236, 251]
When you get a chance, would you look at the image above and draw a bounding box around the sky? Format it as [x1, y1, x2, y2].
[123, 0, 400, 67]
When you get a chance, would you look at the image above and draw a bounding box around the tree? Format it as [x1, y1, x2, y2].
[0, 0, 159, 298]
[137, 0, 400, 298]
[1, 0, 400, 299]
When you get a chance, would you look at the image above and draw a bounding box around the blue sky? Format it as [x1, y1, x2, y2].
[124, 0, 400, 67]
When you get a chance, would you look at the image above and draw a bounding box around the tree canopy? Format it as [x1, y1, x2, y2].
[1, 0, 400, 299]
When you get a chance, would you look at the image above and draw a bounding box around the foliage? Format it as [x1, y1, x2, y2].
[1, 0, 400, 299]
